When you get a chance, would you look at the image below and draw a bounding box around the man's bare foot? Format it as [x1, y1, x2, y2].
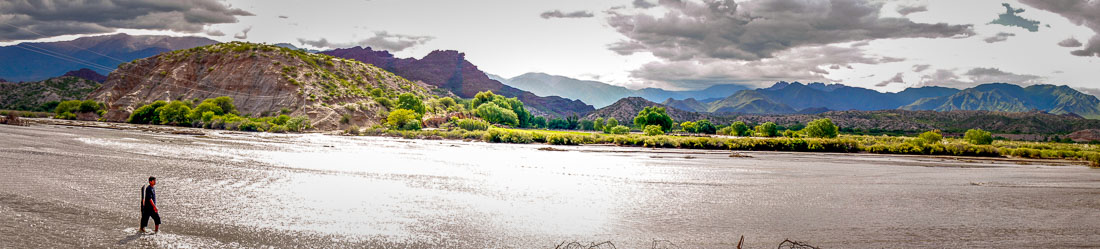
[138, 228, 145, 234]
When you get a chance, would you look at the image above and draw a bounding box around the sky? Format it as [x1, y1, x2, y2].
[2, 0, 1099, 93]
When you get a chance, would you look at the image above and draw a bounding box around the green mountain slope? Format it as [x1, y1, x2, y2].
[901, 83, 1100, 119]
[0, 76, 101, 112]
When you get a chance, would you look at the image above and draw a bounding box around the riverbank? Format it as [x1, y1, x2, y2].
[15, 117, 1100, 167]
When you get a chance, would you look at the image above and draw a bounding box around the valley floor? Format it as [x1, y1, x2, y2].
[2, 122, 1100, 248]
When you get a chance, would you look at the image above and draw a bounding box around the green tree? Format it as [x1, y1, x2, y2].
[204, 96, 237, 115]
[918, 130, 943, 144]
[644, 125, 664, 136]
[566, 114, 579, 130]
[730, 121, 750, 136]
[548, 118, 570, 129]
[128, 101, 168, 124]
[608, 125, 630, 134]
[155, 101, 191, 125]
[531, 116, 547, 128]
[604, 118, 619, 133]
[579, 120, 595, 130]
[475, 102, 518, 126]
[694, 120, 717, 134]
[681, 121, 697, 133]
[964, 129, 993, 145]
[187, 102, 224, 122]
[803, 118, 838, 138]
[78, 100, 100, 113]
[754, 122, 778, 137]
[594, 117, 605, 131]
[397, 93, 426, 115]
[633, 106, 673, 132]
[386, 108, 422, 130]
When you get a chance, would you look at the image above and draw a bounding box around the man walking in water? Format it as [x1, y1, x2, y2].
[140, 176, 160, 234]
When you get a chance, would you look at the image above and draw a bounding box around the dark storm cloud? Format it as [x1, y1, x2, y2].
[983, 32, 1015, 43]
[1019, 0, 1100, 57]
[633, 0, 657, 9]
[606, 0, 974, 61]
[0, 0, 253, 41]
[896, 4, 928, 16]
[297, 31, 434, 52]
[629, 45, 905, 89]
[539, 10, 595, 19]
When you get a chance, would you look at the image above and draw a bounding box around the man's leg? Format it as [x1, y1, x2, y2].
[139, 212, 150, 233]
[151, 212, 161, 233]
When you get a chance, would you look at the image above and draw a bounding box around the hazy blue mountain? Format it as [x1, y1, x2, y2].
[706, 90, 796, 114]
[901, 83, 1100, 119]
[498, 72, 749, 108]
[0, 33, 217, 82]
[273, 43, 321, 53]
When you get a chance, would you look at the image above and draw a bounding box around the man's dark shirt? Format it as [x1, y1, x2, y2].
[143, 186, 156, 212]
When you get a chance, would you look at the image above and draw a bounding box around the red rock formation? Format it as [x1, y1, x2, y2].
[322, 47, 593, 117]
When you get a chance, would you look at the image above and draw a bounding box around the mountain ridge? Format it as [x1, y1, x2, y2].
[0, 33, 218, 82]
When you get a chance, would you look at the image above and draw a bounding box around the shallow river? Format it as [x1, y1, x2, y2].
[1, 124, 1099, 248]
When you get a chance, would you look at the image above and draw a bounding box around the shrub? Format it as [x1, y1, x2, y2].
[286, 116, 311, 132]
[78, 100, 100, 113]
[268, 125, 288, 133]
[579, 120, 595, 130]
[754, 122, 778, 137]
[917, 130, 943, 144]
[681, 121, 696, 133]
[155, 101, 191, 125]
[56, 112, 77, 120]
[375, 97, 393, 108]
[634, 106, 673, 132]
[965, 129, 993, 145]
[438, 97, 456, 107]
[475, 102, 518, 126]
[187, 102, 224, 121]
[531, 116, 547, 128]
[803, 118, 838, 138]
[694, 120, 716, 134]
[273, 114, 290, 125]
[386, 108, 422, 130]
[340, 114, 351, 124]
[457, 119, 490, 131]
[128, 101, 168, 124]
[605, 118, 620, 133]
[608, 125, 630, 135]
[346, 125, 361, 135]
[203, 96, 237, 115]
[644, 125, 664, 136]
[729, 121, 750, 136]
[54, 100, 82, 116]
[396, 93, 426, 115]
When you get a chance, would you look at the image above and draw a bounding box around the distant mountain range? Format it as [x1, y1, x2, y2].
[322, 47, 593, 117]
[495, 72, 749, 108]
[0, 33, 217, 82]
[899, 83, 1100, 118]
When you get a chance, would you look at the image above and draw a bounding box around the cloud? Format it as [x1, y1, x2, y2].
[876, 72, 904, 87]
[605, 0, 974, 61]
[205, 29, 225, 36]
[896, 4, 928, 16]
[1077, 87, 1100, 98]
[539, 10, 594, 19]
[912, 64, 931, 72]
[983, 32, 1015, 43]
[1058, 37, 1083, 47]
[1019, 0, 1100, 57]
[629, 45, 905, 89]
[278, 15, 289, 19]
[233, 26, 251, 39]
[990, 3, 1041, 32]
[920, 67, 1043, 88]
[297, 31, 434, 51]
[0, 0, 253, 41]
[633, 0, 657, 9]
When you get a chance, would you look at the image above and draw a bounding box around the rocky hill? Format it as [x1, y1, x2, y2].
[584, 97, 713, 124]
[0, 76, 101, 112]
[0, 33, 217, 82]
[725, 110, 1100, 134]
[88, 42, 447, 130]
[321, 47, 593, 117]
[62, 68, 108, 83]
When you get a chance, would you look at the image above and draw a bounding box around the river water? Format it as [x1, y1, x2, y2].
[1, 124, 1098, 248]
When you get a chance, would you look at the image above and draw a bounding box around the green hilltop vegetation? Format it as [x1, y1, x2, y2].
[0, 76, 101, 112]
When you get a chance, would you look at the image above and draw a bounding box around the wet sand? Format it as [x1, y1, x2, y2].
[1, 123, 1099, 248]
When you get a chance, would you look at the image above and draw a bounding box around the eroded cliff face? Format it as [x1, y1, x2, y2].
[89, 42, 445, 130]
